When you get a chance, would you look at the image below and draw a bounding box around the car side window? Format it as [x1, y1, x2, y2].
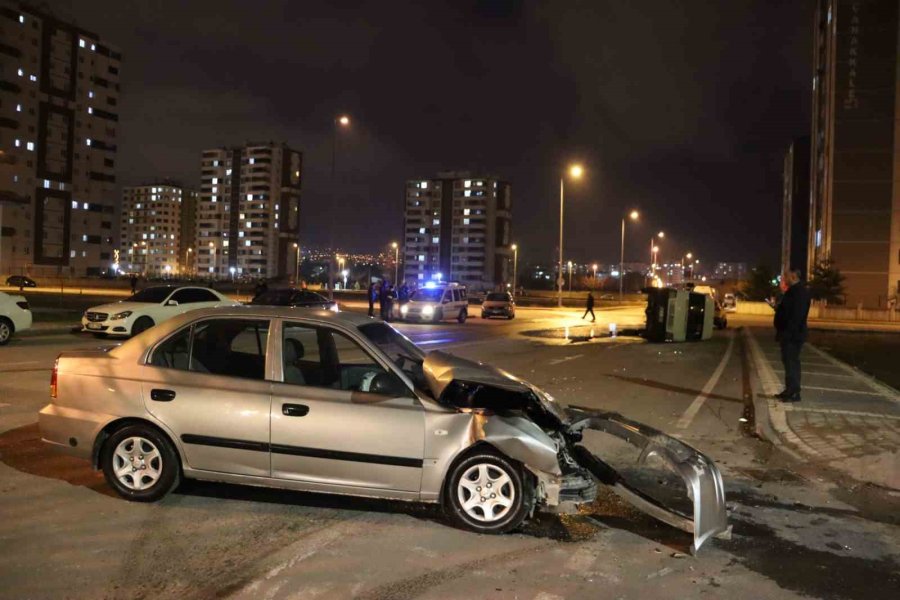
[459, 289, 467, 301]
[193, 289, 219, 302]
[169, 289, 196, 304]
[281, 322, 395, 394]
[189, 319, 269, 380]
[149, 325, 192, 370]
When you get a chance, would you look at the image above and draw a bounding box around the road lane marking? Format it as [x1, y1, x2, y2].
[784, 406, 900, 420]
[676, 331, 734, 429]
[549, 354, 584, 365]
[801, 385, 885, 396]
[770, 369, 857, 379]
[806, 343, 900, 404]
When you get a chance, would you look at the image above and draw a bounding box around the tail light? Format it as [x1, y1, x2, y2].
[16, 301, 29, 310]
[50, 357, 59, 399]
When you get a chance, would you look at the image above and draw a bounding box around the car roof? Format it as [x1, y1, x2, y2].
[168, 304, 373, 325]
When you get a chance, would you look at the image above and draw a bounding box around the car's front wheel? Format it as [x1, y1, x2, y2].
[131, 316, 154, 336]
[444, 450, 532, 534]
[101, 424, 180, 502]
[0, 317, 13, 346]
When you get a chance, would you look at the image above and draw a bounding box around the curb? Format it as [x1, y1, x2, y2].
[18, 325, 81, 338]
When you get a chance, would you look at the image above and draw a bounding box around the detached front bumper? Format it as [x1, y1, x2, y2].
[565, 407, 730, 554]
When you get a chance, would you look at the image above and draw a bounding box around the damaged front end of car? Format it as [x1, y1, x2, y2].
[423, 351, 730, 553]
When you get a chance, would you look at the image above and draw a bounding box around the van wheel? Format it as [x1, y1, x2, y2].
[457, 309, 467, 323]
[444, 450, 532, 534]
[101, 424, 180, 502]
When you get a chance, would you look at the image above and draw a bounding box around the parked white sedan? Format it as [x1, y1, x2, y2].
[82, 286, 239, 337]
[0, 291, 32, 345]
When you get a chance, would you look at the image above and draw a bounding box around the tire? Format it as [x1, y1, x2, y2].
[444, 450, 532, 534]
[507, 312, 515, 320]
[101, 424, 180, 502]
[481, 313, 488, 319]
[131, 316, 155, 337]
[0, 318, 12, 346]
[457, 308, 467, 323]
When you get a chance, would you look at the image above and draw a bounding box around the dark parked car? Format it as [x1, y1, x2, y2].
[250, 288, 338, 312]
[5, 275, 37, 289]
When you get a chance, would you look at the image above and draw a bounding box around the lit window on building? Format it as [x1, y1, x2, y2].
[17, 68, 23, 77]
[86, 138, 92, 146]
[464, 180, 471, 188]
[15, 104, 21, 112]
[419, 181, 428, 189]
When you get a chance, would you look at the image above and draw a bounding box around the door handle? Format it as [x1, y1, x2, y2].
[282, 403, 309, 417]
[150, 388, 176, 402]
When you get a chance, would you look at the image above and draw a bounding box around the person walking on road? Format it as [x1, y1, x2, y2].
[582, 291, 596, 322]
[774, 268, 811, 402]
[130, 274, 138, 295]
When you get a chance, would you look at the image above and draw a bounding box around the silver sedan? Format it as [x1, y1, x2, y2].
[39, 307, 729, 551]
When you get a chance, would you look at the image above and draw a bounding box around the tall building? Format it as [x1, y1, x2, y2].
[196, 143, 302, 279]
[712, 262, 748, 281]
[782, 137, 811, 275]
[403, 172, 512, 290]
[0, 2, 121, 277]
[120, 183, 196, 277]
[809, 0, 900, 307]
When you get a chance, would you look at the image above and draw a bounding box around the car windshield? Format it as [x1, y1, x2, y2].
[358, 322, 429, 394]
[126, 287, 174, 303]
[411, 288, 443, 302]
[486, 293, 509, 301]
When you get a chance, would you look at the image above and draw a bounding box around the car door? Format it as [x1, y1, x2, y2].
[270, 319, 425, 492]
[141, 317, 273, 477]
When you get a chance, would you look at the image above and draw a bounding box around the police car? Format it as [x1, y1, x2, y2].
[399, 282, 469, 323]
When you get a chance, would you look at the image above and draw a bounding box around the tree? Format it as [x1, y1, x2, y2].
[808, 259, 845, 304]
[743, 263, 777, 301]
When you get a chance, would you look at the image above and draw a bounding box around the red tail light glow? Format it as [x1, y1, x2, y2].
[50, 357, 59, 399]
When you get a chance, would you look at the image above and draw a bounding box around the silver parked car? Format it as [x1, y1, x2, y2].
[39, 307, 728, 551]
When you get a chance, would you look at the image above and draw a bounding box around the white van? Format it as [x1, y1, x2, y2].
[400, 283, 469, 323]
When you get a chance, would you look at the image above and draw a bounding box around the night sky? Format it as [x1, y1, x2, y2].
[56, 0, 812, 267]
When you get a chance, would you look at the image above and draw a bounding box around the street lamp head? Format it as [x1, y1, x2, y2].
[629, 210, 639, 220]
[652, 245, 659, 253]
[208, 241, 214, 248]
[568, 164, 584, 179]
[391, 242, 398, 249]
[511, 243, 517, 251]
[686, 252, 692, 259]
[592, 264, 598, 270]
[657, 231, 665, 238]
[337, 115, 350, 127]
[567, 260, 573, 267]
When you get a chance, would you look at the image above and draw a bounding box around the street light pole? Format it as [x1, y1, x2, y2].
[511, 243, 518, 298]
[328, 114, 351, 300]
[391, 242, 399, 284]
[568, 261, 573, 292]
[293, 243, 300, 285]
[558, 164, 583, 307]
[619, 210, 638, 299]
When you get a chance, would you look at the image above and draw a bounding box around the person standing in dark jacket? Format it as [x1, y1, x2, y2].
[774, 269, 811, 402]
[367, 282, 376, 317]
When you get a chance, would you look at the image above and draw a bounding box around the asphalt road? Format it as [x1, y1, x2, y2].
[0, 306, 897, 599]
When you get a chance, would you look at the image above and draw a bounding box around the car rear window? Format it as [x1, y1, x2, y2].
[486, 293, 509, 301]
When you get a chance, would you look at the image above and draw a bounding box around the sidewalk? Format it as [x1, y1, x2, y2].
[744, 327, 900, 490]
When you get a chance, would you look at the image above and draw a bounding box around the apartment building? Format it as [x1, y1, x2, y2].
[120, 183, 196, 276]
[809, 0, 900, 306]
[403, 172, 512, 290]
[196, 143, 302, 279]
[0, 1, 121, 277]
[782, 137, 811, 275]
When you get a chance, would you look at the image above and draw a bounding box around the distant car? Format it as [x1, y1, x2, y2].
[599, 294, 615, 300]
[0, 291, 32, 345]
[481, 292, 515, 319]
[400, 283, 469, 323]
[5, 275, 37, 289]
[250, 288, 338, 312]
[722, 293, 737, 312]
[81, 285, 240, 338]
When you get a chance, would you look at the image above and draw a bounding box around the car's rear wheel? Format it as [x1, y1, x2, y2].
[444, 450, 531, 534]
[0, 318, 13, 346]
[101, 424, 180, 502]
[131, 316, 154, 336]
[458, 308, 467, 323]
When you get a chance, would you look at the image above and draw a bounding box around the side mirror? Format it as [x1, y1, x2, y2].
[368, 372, 410, 397]
[166, 300, 179, 307]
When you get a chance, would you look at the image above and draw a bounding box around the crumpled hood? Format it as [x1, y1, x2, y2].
[423, 351, 530, 399]
[85, 301, 152, 315]
[422, 351, 567, 422]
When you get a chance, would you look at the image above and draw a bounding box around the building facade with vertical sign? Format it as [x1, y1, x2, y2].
[809, 0, 900, 307]
[0, 1, 121, 278]
[403, 172, 512, 290]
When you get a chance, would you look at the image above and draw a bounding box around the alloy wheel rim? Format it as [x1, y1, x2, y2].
[0, 323, 9, 342]
[457, 463, 515, 522]
[113, 436, 163, 491]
